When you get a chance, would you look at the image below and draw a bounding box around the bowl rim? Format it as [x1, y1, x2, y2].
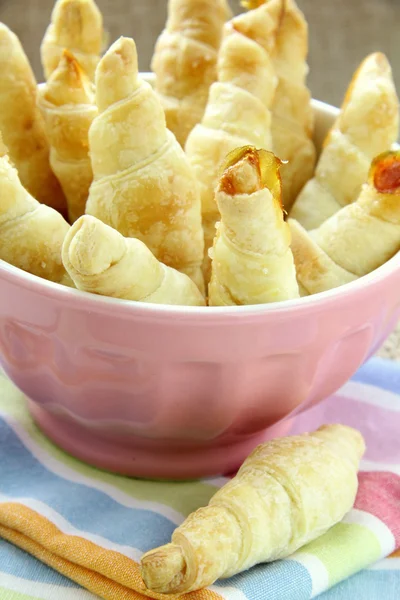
[2, 233, 399, 319]
[1, 92, 399, 319]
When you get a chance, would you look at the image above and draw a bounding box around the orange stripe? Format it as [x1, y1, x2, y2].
[0, 502, 222, 600]
[389, 549, 400, 558]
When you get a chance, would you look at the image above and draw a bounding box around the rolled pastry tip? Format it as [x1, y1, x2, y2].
[42, 48, 95, 107]
[233, 0, 285, 56]
[217, 30, 277, 107]
[95, 35, 140, 112]
[310, 149, 400, 278]
[39, 50, 96, 223]
[62, 215, 205, 306]
[290, 52, 399, 230]
[151, 0, 232, 146]
[41, 0, 103, 80]
[208, 146, 299, 305]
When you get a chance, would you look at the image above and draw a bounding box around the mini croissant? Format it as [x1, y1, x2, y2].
[0, 23, 66, 215]
[290, 52, 399, 230]
[209, 147, 299, 305]
[185, 3, 281, 282]
[41, 0, 103, 81]
[141, 424, 365, 594]
[268, 0, 316, 210]
[0, 135, 70, 285]
[85, 37, 205, 293]
[38, 50, 97, 223]
[289, 150, 400, 295]
[62, 215, 205, 306]
[151, 0, 231, 147]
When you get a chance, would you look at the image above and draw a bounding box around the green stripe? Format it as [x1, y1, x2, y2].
[0, 374, 218, 515]
[0, 586, 42, 600]
[303, 522, 382, 585]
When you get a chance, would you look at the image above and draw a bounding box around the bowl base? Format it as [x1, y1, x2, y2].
[28, 401, 293, 480]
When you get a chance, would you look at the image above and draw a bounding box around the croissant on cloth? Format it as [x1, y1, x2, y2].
[267, 0, 316, 210]
[151, 0, 232, 147]
[185, 2, 282, 282]
[289, 150, 400, 296]
[0, 23, 66, 215]
[141, 424, 365, 594]
[290, 52, 399, 230]
[0, 135, 71, 285]
[62, 215, 205, 306]
[38, 49, 97, 224]
[85, 37, 205, 293]
[41, 0, 103, 81]
[208, 146, 299, 306]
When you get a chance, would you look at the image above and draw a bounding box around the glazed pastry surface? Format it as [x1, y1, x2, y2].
[85, 37, 205, 293]
[62, 215, 206, 306]
[209, 146, 299, 305]
[141, 424, 365, 594]
[38, 50, 97, 223]
[290, 150, 400, 295]
[290, 52, 399, 229]
[151, 0, 231, 147]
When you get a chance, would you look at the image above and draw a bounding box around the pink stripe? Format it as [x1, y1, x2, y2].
[287, 394, 400, 463]
[356, 471, 400, 548]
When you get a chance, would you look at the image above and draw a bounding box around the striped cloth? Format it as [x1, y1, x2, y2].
[0, 357, 399, 600]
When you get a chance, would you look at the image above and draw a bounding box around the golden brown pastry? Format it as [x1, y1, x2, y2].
[0, 23, 67, 215]
[289, 150, 400, 295]
[62, 215, 205, 306]
[151, 0, 232, 147]
[185, 3, 282, 283]
[208, 147, 299, 305]
[268, 0, 316, 210]
[0, 135, 71, 285]
[85, 37, 205, 293]
[38, 49, 97, 224]
[41, 0, 103, 81]
[290, 52, 399, 230]
[141, 424, 365, 594]
[288, 219, 358, 297]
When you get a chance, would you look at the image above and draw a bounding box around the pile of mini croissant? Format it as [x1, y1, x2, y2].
[0, 0, 399, 307]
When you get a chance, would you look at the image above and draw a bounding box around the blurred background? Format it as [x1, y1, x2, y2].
[0, 0, 399, 108]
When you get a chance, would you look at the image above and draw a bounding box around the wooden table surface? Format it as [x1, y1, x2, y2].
[0, 0, 399, 359]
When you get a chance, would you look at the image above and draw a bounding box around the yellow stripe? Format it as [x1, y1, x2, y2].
[0, 503, 222, 600]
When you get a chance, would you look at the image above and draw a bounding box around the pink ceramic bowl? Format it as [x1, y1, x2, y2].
[0, 98, 399, 480]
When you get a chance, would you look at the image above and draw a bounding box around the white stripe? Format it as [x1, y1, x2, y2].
[0, 411, 185, 525]
[287, 552, 329, 598]
[338, 381, 400, 411]
[203, 477, 230, 489]
[368, 558, 400, 571]
[342, 509, 396, 556]
[209, 584, 248, 600]
[0, 572, 97, 600]
[0, 494, 142, 562]
[361, 459, 400, 477]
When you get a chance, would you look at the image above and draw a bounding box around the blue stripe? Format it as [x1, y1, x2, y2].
[215, 559, 313, 600]
[352, 357, 400, 395]
[0, 417, 174, 552]
[320, 568, 400, 598]
[0, 538, 79, 587]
